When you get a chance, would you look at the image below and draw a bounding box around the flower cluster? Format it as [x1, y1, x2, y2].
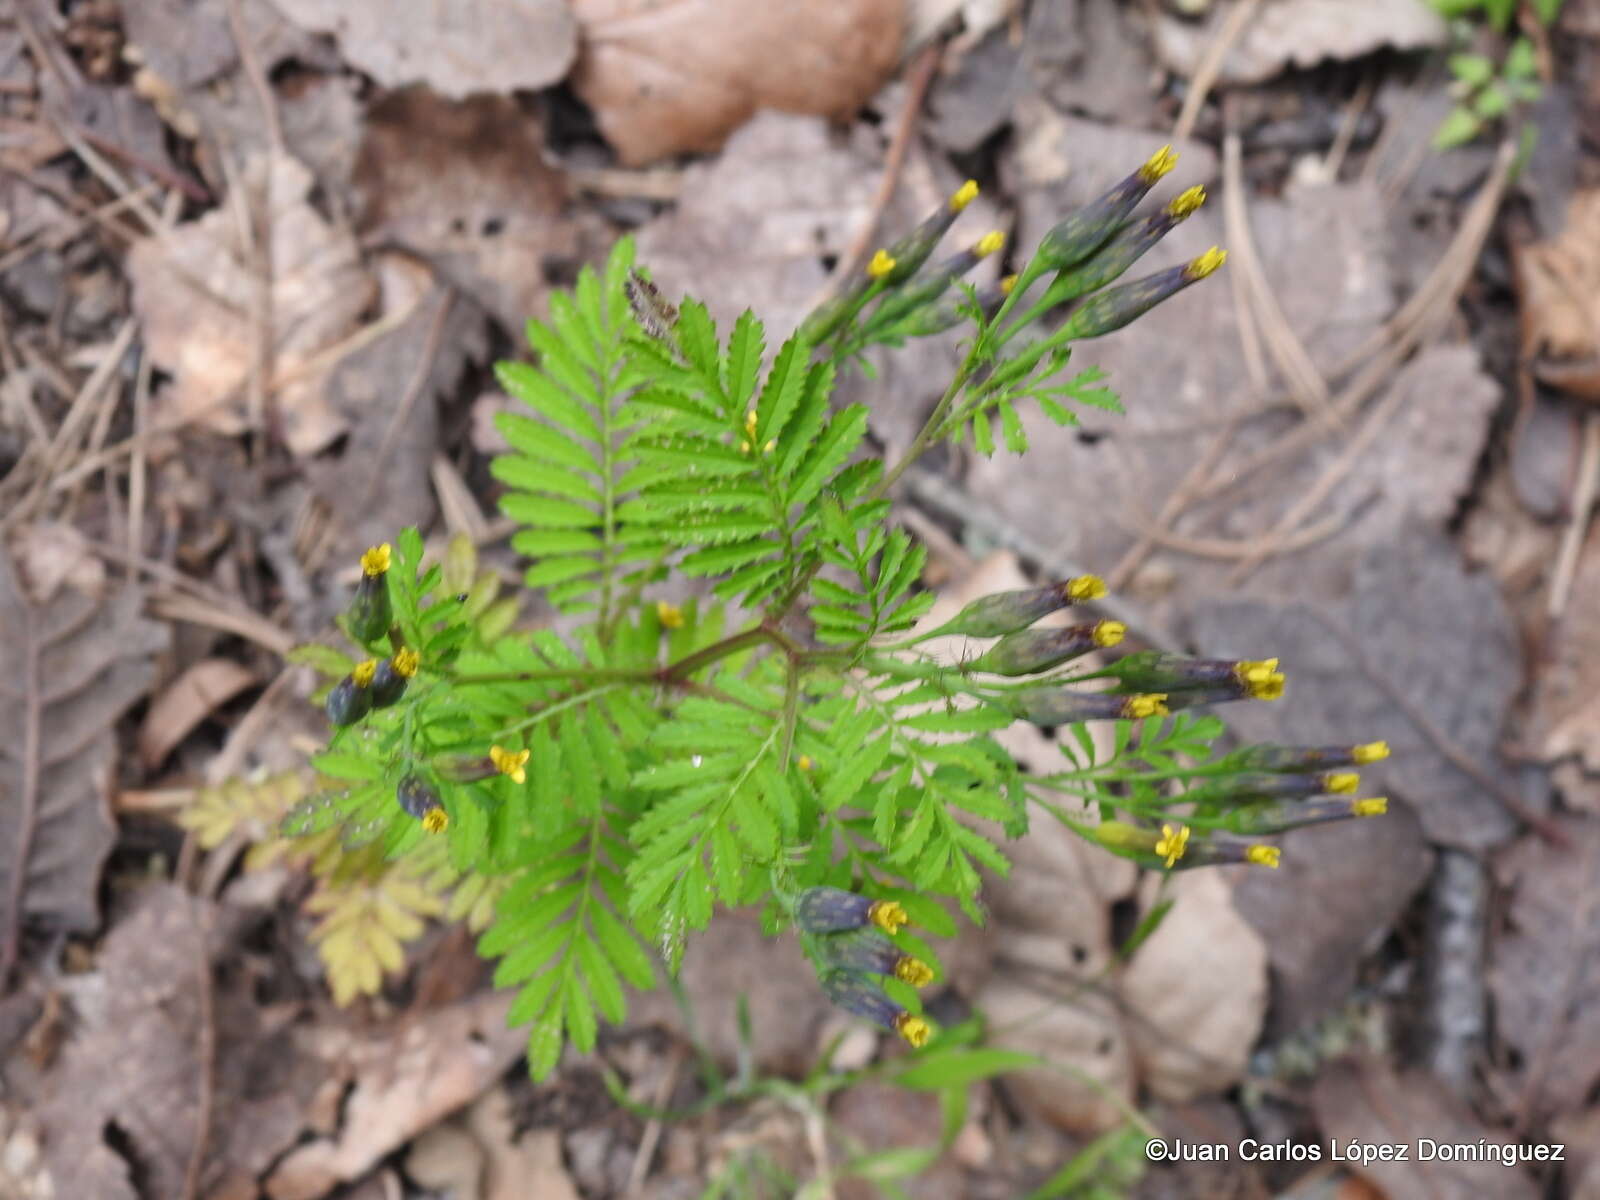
[793, 887, 933, 1047]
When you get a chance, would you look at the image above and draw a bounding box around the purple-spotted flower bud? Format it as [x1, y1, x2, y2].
[1011, 688, 1168, 725]
[873, 179, 981, 287]
[1231, 796, 1389, 835]
[795, 887, 909, 935]
[1182, 770, 1361, 805]
[817, 928, 935, 987]
[1107, 652, 1285, 700]
[346, 544, 394, 643]
[941, 576, 1107, 638]
[1054, 248, 1226, 341]
[397, 773, 448, 834]
[968, 619, 1125, 676]
[819, 969, 932, 1047]
[1234, 741, 1390, 771]
[1046, 186, 1208, 301]
[1036, 146, 1178, 271]
[325, 658, 378, 726]
[370, 647, 420, 708]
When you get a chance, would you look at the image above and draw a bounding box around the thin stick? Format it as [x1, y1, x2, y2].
[1171, 0, 1262, 143]
[1547, 409, 1600, 619]
[1110, 500, 1349, 560]
[225, 0, 284, 152]
[1222, 131, 1338, 429]
[623, 1049, 684, 1196]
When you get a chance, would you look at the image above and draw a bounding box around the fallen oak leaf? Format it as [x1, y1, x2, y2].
[126, 150, 376, 457]
[137, 656, 259, 769]
[570, 0, 905, 165]
[0, 547, 168, 984]
[269, 0, 578, 99]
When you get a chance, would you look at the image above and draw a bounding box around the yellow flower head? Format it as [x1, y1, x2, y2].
[797, 754, 814, 771]
[1166, 185, 1207, 219]
[1000, 274, 1018, 295]
[949, 179, 980, 212]
[489, 744, 530, 785]
[1126, 693, 1169, 719]
[894, 1013, 932, 1048]
[1246, 844, 1280, 868]
[1137, 145, 1178, 184]
[744, 408, 758, 435]
[1326, 771, 1359, 794]
[1236, 658, 1285, 700]
[1352, 797, 1388, 817]
[867, 249, 897, 279]
[1155, 823, 1190, 868]
[1066, 574, 1108, 601]
[351, 658, 378, 687]
[422, 807, 449, 834]
[974, 230, 1006, 258]
[391, 647, 421, 678]
[1185, 247, 1228, 280]
[895, 956, 935, 987]
[655, 600, 685, 630]
[868, 899, 909, 935]
[1353, 740, 1390, 764]
[763, 438, 776, 454]
[1093, 620, 1127, 648]
[360, 543, 391, 576]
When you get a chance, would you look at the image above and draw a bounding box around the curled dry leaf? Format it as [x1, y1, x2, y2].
[1150, 0, 1446, 86]
[1119, 870, 1268, 1102]
[264, 992, 527, 1200]
[270, 0, 578, 99]
[352, 88, 580, 334]
[126, 150, 376, 457]
[0, 548, 168, 982]
[136, 656, 259, 769]
[570, 0, 905, 165]
[1488, 815, 1600, 1118]
[1515, 189, 1600, 400]
[40, 886, 323, 1200]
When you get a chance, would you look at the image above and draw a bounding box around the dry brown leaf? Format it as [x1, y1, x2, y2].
[570, 0, 905, 165]
[1311, 1058, 1540, 1199]
[1151, 0, 1446, 86]
[137, 656, 259, 769]
[265, 992, 527, 1200]
[1515, 189, 1600, 400]
[352, 88, 582, 334]
[970, 972, 1134, 1134]
[467, 1088, 583, 1200]
[1119, 870, 1268, 1102]
[8, 521, 105, 603]
[1488, 815, 1600, 1118]
[302, 255, 491, 563]
[270, 0, 578, 98]
[0, 548, 168, 979]
[126, 150, 376, 457]
[39, 885, 323, 1200]
[1532, 521, 1600, 777]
